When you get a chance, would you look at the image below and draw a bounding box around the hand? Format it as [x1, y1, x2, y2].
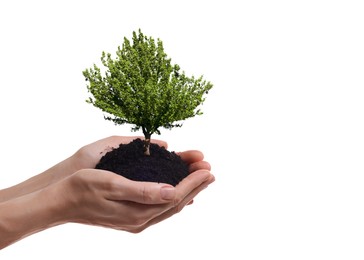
[0, 134, 214, 249]
[0, 140, 214, 249]
[54, 152, 214, 233]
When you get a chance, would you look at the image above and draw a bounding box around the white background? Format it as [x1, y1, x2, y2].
[1, 0, 364, 259]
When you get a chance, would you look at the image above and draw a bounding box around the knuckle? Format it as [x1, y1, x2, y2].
[141, 186, 153, 203]
[109, 178, 121, 191]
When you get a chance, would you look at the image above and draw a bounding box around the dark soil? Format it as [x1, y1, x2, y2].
[95, 138, 189, 186]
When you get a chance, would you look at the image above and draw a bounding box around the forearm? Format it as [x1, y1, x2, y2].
[0, 156, 78, 203]
[0, 183, 69, 249]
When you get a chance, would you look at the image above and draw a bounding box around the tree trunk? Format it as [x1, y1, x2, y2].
[144, 138, 151, 156]
[143, 131, 151, 156]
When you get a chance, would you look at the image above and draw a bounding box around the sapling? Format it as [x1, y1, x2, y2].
[83, 29, 212, 155]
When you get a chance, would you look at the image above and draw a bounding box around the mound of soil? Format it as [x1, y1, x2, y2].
[95, 138, 189, 186]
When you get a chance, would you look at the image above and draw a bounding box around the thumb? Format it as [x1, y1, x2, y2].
[108, 176, 176, 204]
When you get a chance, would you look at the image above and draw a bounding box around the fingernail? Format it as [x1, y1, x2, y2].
[161, 186, 175, 200]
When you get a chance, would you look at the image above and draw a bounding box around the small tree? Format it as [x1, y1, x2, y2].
[83, 29, 212, 155]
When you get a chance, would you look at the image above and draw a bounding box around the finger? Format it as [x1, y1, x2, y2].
[135, 173, 215, 231]
[174, 169, 214, 205]
[177, 150, 204, 164]
[177, 173, 215, 207]
[188, 160, 211, 173]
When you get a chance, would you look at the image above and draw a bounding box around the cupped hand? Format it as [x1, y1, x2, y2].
[57, 147, 213, 232]
[58, 165, 214, 233]
[0, 135, 215, 249]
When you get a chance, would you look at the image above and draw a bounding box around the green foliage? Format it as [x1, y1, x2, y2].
[83, 29, 212, 150]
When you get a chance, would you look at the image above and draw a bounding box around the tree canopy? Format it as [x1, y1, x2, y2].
[83, 29, 213, 155]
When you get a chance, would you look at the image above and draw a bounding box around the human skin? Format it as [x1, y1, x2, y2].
[0, 136, 214, 249]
